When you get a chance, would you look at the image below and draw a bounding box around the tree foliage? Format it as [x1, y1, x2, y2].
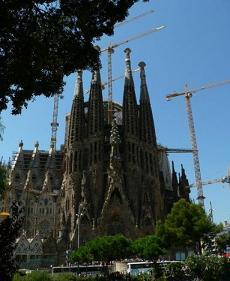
[186, 255, 229, 281]
[216, 233, 230, 254]
[0, 0, 147, 114]
[0, 215, 24, 281]
[0, 163, 9, 201]
[71, 234, 132, 263]
[131, 235, 165, 261]
[156, 199, 216, 253]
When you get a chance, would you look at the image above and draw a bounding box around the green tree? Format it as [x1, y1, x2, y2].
[185, 255, 229, 281]
[71, 234, 132, 263]
[0, 216, 24, 281]
[0, 163, 8, 200]
[0, 162, 24, 281]
[216, 233, 230, 255]
[156, 199, 215, 254]
[0, 0, 147, 114]
[132, 235, 164, 261]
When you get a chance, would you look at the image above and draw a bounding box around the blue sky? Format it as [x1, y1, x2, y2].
[1, 0, 230, 223]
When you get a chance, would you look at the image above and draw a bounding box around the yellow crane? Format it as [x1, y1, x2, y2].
[166, 79, 230, 207]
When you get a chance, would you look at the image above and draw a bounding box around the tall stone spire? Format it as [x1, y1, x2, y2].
[139, 61, 157, 146]
[87, 67, 104, 136]
[122, 48, 138, 137]
[68, 70, 84, 147]
[42, 145, 56, 192]
[24, 142, 41, 190]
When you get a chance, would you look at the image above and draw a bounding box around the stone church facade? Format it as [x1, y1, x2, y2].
[7, 49, 190, 253]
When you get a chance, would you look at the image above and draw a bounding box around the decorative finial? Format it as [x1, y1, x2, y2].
[74, 70, 83, 97]
[124, 48, 132, 79]
[138, 61, 147, 84]
[34, 141, 39, 148]
[92, 68, 101, 84]
[19, 140, 23, 148]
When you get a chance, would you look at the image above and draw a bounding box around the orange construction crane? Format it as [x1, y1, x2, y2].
[166, 79, 230, 207]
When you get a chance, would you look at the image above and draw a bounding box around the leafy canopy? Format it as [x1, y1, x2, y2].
[131, 235, 165, 260]
[0, 164, 8, 199]
[0, 0, 147, 114]
[156, 199, 216, 250]
[71, 234, 132, 263]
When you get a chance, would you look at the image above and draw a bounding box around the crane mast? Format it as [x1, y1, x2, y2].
[185, 92, 204, 206]
[102, 25, 165, 124]
[166, 79, 230, 207]
[50, 93, 60, 150]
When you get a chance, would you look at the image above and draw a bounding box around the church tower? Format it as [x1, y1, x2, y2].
[59, 49, 187, 247]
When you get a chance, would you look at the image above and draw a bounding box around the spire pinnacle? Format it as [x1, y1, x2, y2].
[34, 141, 39, 152]
[172, 161, 175, 172]
[124, 48, 132, 79]
[139, 61, 150, 102]
[19, 140, 23, 148]
[92, 69, 101, 84]
[74, 70, 83, 97]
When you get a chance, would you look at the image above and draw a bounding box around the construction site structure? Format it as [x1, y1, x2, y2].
[49, 9, 156, 147]
[84, 68, 140, 95]
[166, 79, 230, 207]
[115, 9, 154, 28]
[189, 173, 230, 188]
[102, 25, 166, 124]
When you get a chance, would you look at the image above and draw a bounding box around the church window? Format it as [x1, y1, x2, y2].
[69, 154, 73, 173]
[94, 143, 97, 162]
[32, 174, 36, 182]
[128, 143, 131, 162]
[140, 149, 144, 167]
[132, 143, 135, 162]
[15, 173, 20, 182]
[79, 151, 82, 169]
[74, 151, 78, 171]
[98, 143, 101, 161]
[90, 144, 93, 163]
[145, 152, 149, 172]
[149, 154, 153, 173]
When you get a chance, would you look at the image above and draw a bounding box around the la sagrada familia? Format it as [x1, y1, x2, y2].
[7, 48, 190, 263]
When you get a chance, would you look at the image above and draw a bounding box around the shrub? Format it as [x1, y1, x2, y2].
[186, 255, 228, 281]
[24, 271, 52, 281]
[163, 262, 188, 281]
[52, 273, 76, 281]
